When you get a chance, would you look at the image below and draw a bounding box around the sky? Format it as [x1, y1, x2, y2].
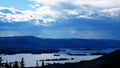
[0, 0, 120, 40]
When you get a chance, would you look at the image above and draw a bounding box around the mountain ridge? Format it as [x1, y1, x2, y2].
[0, 36, 120, 49]
[1, 36, 120, 40]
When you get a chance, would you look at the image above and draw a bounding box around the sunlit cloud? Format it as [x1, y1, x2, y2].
[0, 6, 60, 26]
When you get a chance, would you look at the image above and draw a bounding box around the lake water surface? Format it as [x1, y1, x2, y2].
[0, 48, 119, 67]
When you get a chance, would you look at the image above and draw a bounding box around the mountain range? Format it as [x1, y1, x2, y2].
[0, 36, 120, 49]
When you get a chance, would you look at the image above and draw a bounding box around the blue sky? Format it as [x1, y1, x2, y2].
[0, 0, 120, 40]
[0, 0, 34, 10]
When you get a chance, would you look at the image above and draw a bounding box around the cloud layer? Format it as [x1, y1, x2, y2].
[0, 0, 120, 40]
[0, 0, 120, 26]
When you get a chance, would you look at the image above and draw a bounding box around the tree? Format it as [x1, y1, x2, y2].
[20, 58, 25, 68]
[9, 63, 12, 68]
[5, 61, 9, 68]
[0, 57, 2, 64]
[13, 61, 19, 68]
[41, 61, 45, 68]
[36, 60, 39, 67]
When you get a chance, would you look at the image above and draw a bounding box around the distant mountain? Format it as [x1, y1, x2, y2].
[0, 36, 120, 49]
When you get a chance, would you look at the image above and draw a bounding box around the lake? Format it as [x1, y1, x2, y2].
[0, 48, 119, 67]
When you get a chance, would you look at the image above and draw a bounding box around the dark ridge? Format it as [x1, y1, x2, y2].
[0, 36, 120, 49]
